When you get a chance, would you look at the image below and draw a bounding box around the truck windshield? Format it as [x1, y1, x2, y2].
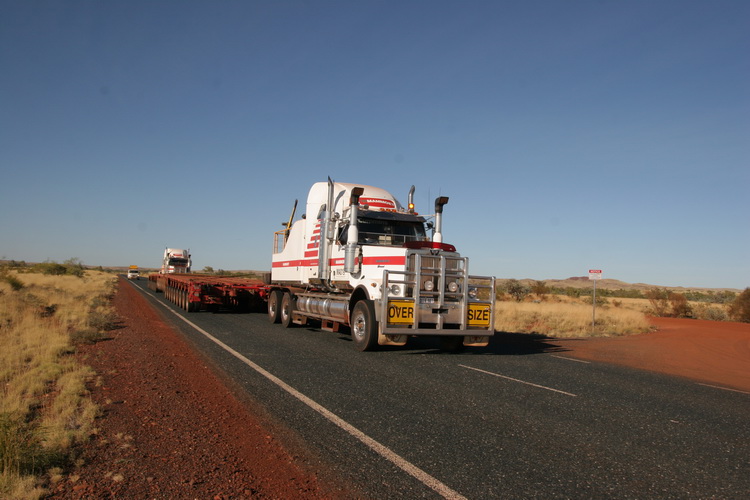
[168, 258, 188, 265]
[356, 214, 427, 246]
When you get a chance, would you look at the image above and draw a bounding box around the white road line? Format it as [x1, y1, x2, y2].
[697, 383, 750, 395]
[145, 295, 467, 500]
[459, 364, 578, 397]
[550, 355, 591, 364]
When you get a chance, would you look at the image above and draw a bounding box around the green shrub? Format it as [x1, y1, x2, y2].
[504, 279, 530, 302]
[693, 304, 729, 321]
[582, 295, 609, 306]
[33, 262, 68, 276]
[531, 280, 549, 299]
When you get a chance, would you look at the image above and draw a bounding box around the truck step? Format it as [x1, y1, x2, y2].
[320, 319, 341, 332]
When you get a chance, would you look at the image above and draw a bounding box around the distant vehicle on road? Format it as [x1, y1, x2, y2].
[127, 265, 140, 280]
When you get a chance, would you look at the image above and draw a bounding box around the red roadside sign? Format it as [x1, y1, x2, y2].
[589, 269, 602, 280]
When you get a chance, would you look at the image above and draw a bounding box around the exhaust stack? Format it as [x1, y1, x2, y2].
[344, 187, 364, 273]
[433, 196, 449, 243]
[317, 178, 334, 287]
[407, 185, 415, 213]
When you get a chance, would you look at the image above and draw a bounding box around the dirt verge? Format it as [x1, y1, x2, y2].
[49, 278, 348, 499]
[556, 316, 750, 392]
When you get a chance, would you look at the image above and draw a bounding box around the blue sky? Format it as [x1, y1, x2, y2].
[1, 0, 748, 289]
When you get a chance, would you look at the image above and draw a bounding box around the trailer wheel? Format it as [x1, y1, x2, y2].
[280, 292, 296, 328]
[351, 300, 378, 351]
[188, 297, 199, 313]
[268, 290, 282, 324]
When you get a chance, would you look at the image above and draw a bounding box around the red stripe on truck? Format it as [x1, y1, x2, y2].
[272, 255, 405, 268]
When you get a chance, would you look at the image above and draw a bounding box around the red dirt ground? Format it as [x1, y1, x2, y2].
[49, 279, 750, 497]
[49, 278, 350, 499]
[556, 317, 750, 393]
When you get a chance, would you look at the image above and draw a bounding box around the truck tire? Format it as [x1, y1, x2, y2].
[268, 290, 282, 324]
[280, 292, 296, 328]
[351, 300, 378, 351]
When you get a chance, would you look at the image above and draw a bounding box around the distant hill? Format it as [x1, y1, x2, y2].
[496, 277, 741, 294]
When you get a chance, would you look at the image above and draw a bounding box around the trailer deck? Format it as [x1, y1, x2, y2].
[148, 273, 268, 312]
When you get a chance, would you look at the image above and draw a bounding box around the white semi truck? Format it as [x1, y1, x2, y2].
[268, 179, 495, 351]
[161, 248, 191, 274]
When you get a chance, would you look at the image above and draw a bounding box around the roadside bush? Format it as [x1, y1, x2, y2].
[87, 309, 119, 333]
[728, 288, 750, 323]
[33, 262, 68, 276]
[646, 289, 693, 318]
[531, 280, 549, 300]
[504, 279, 530, 302]
[582, 295, 609, 306]
[669, 292, 693, 318]
[31, 259, 86, 278]
[692, 304, 729, 322]
[646, 288, 670, 316]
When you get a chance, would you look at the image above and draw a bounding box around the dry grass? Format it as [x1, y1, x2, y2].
[494, 297, 652, 338]
[602, 296, 731, 321]
[0, 270, 116, 498]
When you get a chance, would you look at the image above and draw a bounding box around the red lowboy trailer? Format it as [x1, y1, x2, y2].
[148, 273, 268, 313]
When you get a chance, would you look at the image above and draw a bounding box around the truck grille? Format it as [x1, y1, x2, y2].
[379, 249, 494, 336]
[406, 253, 467, 304]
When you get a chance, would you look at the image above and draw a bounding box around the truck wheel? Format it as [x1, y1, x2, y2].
[351, 300, 378, 351]
[280, 292, 296, 328]
[268, 290, 282, 323]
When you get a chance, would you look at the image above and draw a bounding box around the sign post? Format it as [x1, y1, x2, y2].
[588, 270, 602, 331]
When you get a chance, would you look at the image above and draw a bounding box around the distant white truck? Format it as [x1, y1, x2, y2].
[127, 265, 140, 280]
[161, 248, 191, 274]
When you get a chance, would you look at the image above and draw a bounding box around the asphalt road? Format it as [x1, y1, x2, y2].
[128, 279, 749, 499]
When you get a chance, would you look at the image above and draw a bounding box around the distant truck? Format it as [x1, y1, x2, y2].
[127, 265, 140, 280]
[161, 248, 191, 274]
[267, 178, 495, 351]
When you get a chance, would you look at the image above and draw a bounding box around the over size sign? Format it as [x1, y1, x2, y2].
[387, 301, 492, 328]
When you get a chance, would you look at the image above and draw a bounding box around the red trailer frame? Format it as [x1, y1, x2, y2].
[148, 274, 268, 312]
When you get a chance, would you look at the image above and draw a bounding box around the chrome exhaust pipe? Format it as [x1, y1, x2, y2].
[345, 187, 364, 273]
[433, 196, 449, 243]
[407, 185, 415, 213]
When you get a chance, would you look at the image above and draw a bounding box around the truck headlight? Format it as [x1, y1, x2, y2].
[447, 281, 459, 293]
[389, 284, 401, 296]
[423, 280, 434, 291]
[468, 286, 478, 299]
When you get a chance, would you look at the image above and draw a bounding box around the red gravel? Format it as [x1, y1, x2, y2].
[49, 278, 348, 499]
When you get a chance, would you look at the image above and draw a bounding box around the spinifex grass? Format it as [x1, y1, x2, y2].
[0, 270, 116, 498]
[493, 299, 652, 338]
